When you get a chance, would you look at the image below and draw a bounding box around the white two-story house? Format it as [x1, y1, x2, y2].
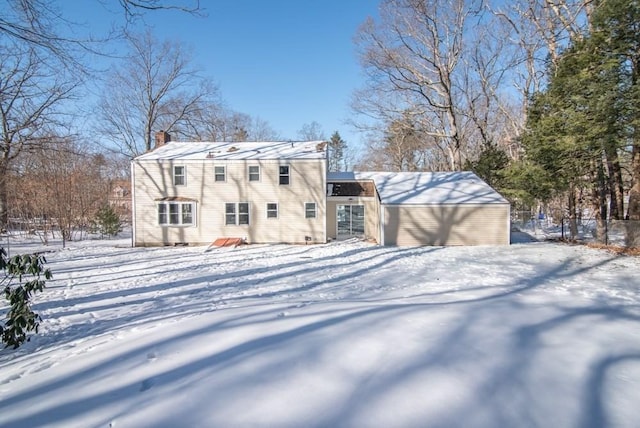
[131, 131, 510, 247]
[132, 132, 328, 246]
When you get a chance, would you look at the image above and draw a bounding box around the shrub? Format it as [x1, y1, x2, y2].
[0, 248, 51, 349]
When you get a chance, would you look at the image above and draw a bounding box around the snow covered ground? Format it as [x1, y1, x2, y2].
[0, 233, 639, 427]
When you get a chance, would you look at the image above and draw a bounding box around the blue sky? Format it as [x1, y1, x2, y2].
[66, 1, 380, 149]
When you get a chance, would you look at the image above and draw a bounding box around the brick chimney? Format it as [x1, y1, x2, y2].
[155, 130, 171, 148]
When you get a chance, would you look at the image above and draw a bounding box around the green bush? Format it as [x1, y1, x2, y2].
[95, 204, 121, 237]
[0, 248, 51, 349]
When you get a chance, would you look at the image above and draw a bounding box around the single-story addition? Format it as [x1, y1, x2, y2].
[326, 172, 510, 246]
[131, 132, 510, 247]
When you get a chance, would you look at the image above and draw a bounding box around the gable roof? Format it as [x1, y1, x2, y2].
[134, 141, 327, 161]
[327, 171, 508, 205]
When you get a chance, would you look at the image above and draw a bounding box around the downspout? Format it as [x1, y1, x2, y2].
[323, 158, 328, 243]
[131, 160, 136, 248]
[506, 202, 511, 245]
[379, 192, 385, 246]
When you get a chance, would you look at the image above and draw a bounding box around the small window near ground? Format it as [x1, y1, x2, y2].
[266, 203, 278, 219]
[158, 202, 195, 226]
[305, 202, 317, 219]
[279, 165, 290, 185]
[173, 166, 186, 186]
[214, 166, 226, 182]
[249, 165, 260, 182]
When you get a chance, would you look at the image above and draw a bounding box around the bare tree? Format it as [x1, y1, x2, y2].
[297, 121, 326, 141]
[96, 30, 220, 155]
[0, 0, 203, 71]
[0, 42, 78, 229]
[490, 0, 593, 117]
[354, 0, 484, 171]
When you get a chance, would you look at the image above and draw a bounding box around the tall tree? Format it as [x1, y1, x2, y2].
[0, 0, 202, 71]
[354, 0, 484, 171]
[297, 121, 325, 141]
[0, 42, 77, 229]
[96, 31, 220, 156]
[328, 131, 347, 171]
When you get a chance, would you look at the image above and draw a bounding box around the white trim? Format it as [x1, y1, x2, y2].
[157, 201, 196, 226]
[225, 202, 251, 225]
[279, 164, 290, 185]
[214, 165, 226, 182]
[131, 161, 136, 246]
[173, 165, 186, 186]
[304, 202, 317, 219]
[380, 204, 385, 246]
[248, 165, 260, 182]
[266, 202, 278, 219]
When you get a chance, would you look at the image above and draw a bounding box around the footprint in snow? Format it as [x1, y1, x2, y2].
[139, 378, 154, 392]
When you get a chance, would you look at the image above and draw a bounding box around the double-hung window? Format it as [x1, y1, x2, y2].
[225, 203, 250, 225]
[266, 203, 278, 219]
[158, 202, 195, 226]
[305, 202, 317, 219]
[214, 166, 226, 182]
[279, 165, 290, 185]
[249, 165, 260, 182]
[173, 166, 186, 186]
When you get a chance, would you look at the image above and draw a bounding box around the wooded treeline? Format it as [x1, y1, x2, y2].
[354, 0, 640, 245]
[0, 1, 355, 238]
[1, 0, 639, 246]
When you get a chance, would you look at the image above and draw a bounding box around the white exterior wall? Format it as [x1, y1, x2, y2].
[383, 204, 510, 246]
[326, 197, 380, 242]
[132, 158, 327, 246]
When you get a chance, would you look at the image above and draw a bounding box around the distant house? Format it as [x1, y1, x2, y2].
[131, 131, 510, 247]
[108, 180, 132, 222]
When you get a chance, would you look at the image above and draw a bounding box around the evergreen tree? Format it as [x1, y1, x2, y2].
[519, 0, 639, 241]
[464, 144, 509, 190]
[328, 131, 348, 172]
[95, 205, 121, 237]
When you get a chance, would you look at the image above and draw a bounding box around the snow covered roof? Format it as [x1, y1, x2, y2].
[134, 141, 327, 161]
[327, 171, 508, 205]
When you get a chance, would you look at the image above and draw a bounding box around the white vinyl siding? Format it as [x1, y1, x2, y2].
[383, 204, 509, 246]
[133, 158, 327, 246]
[157, 202, 195, 226]
[173, 166, 186, 186]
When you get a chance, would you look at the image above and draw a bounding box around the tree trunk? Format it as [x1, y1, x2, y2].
[626, 141, 640, 247]
[567, 186, 579, 239]
[605, 145, 625, 220]
[594, 159, 608, 244]
[0, 158, 8, 230]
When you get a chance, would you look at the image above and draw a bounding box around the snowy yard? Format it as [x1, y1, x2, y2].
[0, 235, 639, 427]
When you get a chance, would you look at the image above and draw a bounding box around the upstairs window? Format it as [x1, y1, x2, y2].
[266, 203, 278, 219]
[173, 166, 186, 186]
[249, 165, 260, 182]
[305, 202, 317, 219]
[225, 202, 250, 225]
[158, 202, 195, 226]
[214, 166, 226, 182]
[279, 165, 290, 185]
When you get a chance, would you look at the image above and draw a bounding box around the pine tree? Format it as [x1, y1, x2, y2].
[328, 131, 348, 172]
[95, 204, 121, 237]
